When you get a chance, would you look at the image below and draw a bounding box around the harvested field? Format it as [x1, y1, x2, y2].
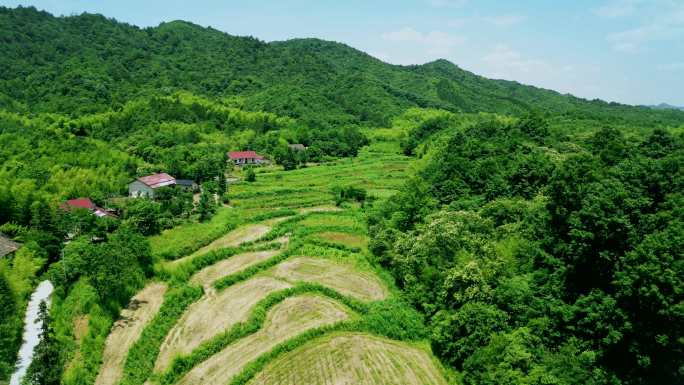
[95, 282, 168, 385]
[154, 277, 292, 372]
[188, 223, 271, 255]
[170, 224, 271, 266]
[177, 295, 352, 385]
[313, 232, 368, 249]
[270, 257, 387, 301]
[189, 250, 281, 289]
[248, 333, 449, 385]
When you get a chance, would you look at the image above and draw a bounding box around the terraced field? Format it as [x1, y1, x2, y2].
[96, 145, 451, 385]
[248, 333, 449, 385]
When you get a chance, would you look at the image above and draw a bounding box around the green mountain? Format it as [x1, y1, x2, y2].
[2, 6, 684, 129]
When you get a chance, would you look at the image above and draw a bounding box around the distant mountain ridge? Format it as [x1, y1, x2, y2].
[1, 6, 684, 129]
[648, 103, 684, 111]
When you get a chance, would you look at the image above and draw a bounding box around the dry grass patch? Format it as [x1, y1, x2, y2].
[189, 250, 281, 289]
[177, 295, 352, 385]
[169, 224, 271, 266]
[297, 205, 342, 214]
[95, 282, 168, 385]
[314, 232, 368, 249]
[270, 257, 387, 301]
[248, 333, 449, 385]
[154, 277, 292, 372]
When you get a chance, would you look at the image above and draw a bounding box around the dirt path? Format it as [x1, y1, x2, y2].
[248, 333, 449, 385]
[189, 250, 281, 290]
[177, 295, 352, 385]
[95, 282, 167, 385]
[169, 224, 272, 266]
[270, 257, 387, 301]
[154, 277, 292, 372]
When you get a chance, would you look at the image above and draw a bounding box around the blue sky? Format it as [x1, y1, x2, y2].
[2, 0, 683, 106]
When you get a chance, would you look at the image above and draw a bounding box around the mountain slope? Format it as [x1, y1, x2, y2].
[2, 6, 684, 129]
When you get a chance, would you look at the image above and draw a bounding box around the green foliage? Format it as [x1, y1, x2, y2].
[371, 116, 684, 384]
[48, 227, 151, 310]
[244, 167, 256, 182]
[23, 301, 62, 385]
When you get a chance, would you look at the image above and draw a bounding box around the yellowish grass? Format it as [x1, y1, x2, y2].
[95, 282, 168, 385]
[177, 295, 352, 385]
[270, 257, 387, 301]
[154, 277, 292, 372]
[189, 250, 281, 289]
[169, 224, 271, 266]
[248, 333, 449, 385]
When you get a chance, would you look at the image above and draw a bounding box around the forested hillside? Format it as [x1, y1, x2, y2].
[2, 6, 684, 129]
[0, 5, 683, 385]
[369, 110, 684, 384]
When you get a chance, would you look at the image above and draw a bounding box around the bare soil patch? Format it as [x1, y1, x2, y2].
[270, 257, 387, 301]
[154, 277, 292, 372]
[177, 295, 352, 385]
[248, 333, 449, 385]
[95, 282, 168, 385]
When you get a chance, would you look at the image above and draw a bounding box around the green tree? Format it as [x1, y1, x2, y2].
[244, 167, 256, 182]
[197, 188, 215, 222]
[23, 301, 62, 385]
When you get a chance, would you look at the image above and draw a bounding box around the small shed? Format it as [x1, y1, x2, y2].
[0, 233, 20, 258]
[129, 173, 176, 198]
[176, 179, 198, 192]
[228, 151, 264, 165]
[288, 144, 307, 151]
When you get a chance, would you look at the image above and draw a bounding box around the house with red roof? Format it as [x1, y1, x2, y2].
[228, 151, 264, 165]
[128, 173, 176, 198]
[61, 198, 115, 218]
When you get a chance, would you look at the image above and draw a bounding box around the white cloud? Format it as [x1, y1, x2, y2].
[429, 0, 468, 8]
[381, 27, 466, 55]
[658, 62, 684, 71]
[483, 14, 526, 27]
[608, 22, 684, 53]
[603, 1, 684, 52]
[593, 0, 639, 18]
[481, 45, 551, 77]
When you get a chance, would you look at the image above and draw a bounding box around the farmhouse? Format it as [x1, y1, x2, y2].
[129, 173, 176, 198]
[228, 151, 264, 165]
[61, 197, 115, 218]
[0, 233, 20, 258]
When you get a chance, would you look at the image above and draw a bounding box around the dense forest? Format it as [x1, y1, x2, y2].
[0, 5, 683, 385]
[369, 111, 684, 384]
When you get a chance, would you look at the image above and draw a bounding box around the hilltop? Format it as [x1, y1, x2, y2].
[2, 6, 684, 129]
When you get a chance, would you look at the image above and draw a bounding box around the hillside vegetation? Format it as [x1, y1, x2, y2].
[0, 5, 682, 385]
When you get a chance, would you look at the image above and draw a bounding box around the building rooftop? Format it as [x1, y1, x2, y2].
[0, 233, 20, 258]
[63, 198, 96, 210]
[137, 173, 176, 189]
[228, 151, 263, 160]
